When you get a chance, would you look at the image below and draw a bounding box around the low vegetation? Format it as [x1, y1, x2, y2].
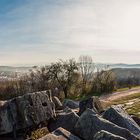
[0, 55, 139, 102]
[102, 92, 140, 117]
[0, 55, 117, 100]
[126, 101, 140, 117]
[113, 68, 140, 89]
[26, 127, 49, 140]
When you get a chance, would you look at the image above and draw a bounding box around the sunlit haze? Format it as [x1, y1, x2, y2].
[0, 0, 140, 65]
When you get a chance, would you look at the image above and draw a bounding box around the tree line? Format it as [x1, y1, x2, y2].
[0, 55, 116, 100]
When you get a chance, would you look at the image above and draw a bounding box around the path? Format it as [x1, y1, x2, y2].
[100, 87, 140, 101]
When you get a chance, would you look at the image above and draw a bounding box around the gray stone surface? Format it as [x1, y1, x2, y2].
[63, 99, 79, 109]
[103, 105, 140, 137]
[131, 115, 140, 127]
[0, 91, 55, 135]
[39, 127, 81, 140]
[48, 109, 79, 133]
[79, 96, 103, 115]
[94, 130, 126, 140]
[52, 96, 63, 110]
[74, 109, 139, 140]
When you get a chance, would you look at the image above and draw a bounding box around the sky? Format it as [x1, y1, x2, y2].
[0, 0, 140, 65]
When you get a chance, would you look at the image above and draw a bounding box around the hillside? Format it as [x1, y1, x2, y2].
[0, 66, 31, 72]
[112, 68, 140, 79]
[110, 63, 140, 69]
[0, 66, 31, 77]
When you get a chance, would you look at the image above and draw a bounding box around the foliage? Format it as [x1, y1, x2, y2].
[113, 68, 140, 88]
[26, 127, 49, 140]
[78, 55, 94, 93]
[101, 92, 140, 117]
[48, 59, 78, 98]
[91, 65, 116, 93]
[0, 56, 117, 100]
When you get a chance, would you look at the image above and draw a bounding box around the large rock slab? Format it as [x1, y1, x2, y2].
[103, 105, 140, 137]
[94, 130, 126, 140]
[74, 109, 139, 140]
[63, 99, 79, 109]
[52, 96, 63, 110]
[39, 127, 81, 140]
[0, 91, 55, 135]
[48, 109, 79, 133]
[79, 96, 103, 115]
[131, 115, 140, 127]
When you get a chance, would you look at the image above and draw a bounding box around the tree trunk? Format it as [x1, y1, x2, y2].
[63, 87, 68, 98]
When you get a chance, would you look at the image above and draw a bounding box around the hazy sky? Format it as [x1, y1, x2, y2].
[0, 0, 140, 65]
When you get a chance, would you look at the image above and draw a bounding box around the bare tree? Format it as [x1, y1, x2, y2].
[92, 64, 116, 93]
[78, 55, 94, 92]
[48, 59, 78, 98]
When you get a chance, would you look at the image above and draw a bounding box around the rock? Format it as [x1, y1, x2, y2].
[103, 105, 140, 137]
[74, 109, 139, 140]
[39, 127, 81, 140]
[52, 96, 63, 110]
[94, 130, 126, 140]
[79, 96, 103, 115]
[131, 115, 140, 127]
[0, 136, 24, 140]
[63, 99, 79, 109]
[0, 91, 55, 135]
[30, 127, 49, 140]
[63, 107, 79, 114]
[48, 109, 79, 133]
[63, 106, 73, 113]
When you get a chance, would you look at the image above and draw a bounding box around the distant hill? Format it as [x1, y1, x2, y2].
[0, 63, 139, 71]
[0, 66, 31, 77]
[0, 66, 31, 72]
[94, 63, 140, 69]
[0, 63, 139, 77]
[109, 63, 140, 69]
[112, 68, 140, 79]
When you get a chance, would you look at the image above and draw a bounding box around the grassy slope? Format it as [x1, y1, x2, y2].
[101, 92, 140, 117]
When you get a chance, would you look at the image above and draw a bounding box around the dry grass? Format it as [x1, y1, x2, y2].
[101, 92, 140, 117]
[125, 100, 140, 117]
[116, 86, 140, 92]
[116, 87, 129, 92]
[26, 127, 49, 140]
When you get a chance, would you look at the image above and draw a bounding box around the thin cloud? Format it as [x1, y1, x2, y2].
[0, 0, 140, 65]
